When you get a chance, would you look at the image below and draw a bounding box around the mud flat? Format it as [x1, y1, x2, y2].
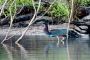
[0, 24, 68, 36]
[0, 24, 68, 42]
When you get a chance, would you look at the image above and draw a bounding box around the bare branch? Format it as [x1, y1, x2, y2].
[15, 0, 41, 44]
[0, 0, 8, 17]
[32, 0, 57, 24]
[66, 0, 74, 60]
[1, 0, 17, 44]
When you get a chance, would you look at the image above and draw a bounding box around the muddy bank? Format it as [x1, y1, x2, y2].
[0, 23, 68, 35]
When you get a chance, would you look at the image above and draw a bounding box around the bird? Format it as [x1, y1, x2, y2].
[43, 22, 67, 47]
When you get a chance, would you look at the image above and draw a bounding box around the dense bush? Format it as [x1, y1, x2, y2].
[0, 0, 39, 16]
[0, 0, 32, 5]
[77, 0, 90, 6]
[16, 0, 32, 6]
[0, 0, 4, 5]
[49, 2, 69, 22]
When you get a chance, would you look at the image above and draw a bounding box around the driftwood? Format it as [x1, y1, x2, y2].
[0, 13, 53, 26]
[0, 14, 33, 26]
[71, 18, 90, 34]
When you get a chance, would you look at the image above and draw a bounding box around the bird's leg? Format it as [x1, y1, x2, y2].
[56, 36, 65, 47]
[56, 36, 60, 47]
[60, 36, 65, 45]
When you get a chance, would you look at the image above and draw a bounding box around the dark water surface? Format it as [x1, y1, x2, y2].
[0, 35, 90, 60]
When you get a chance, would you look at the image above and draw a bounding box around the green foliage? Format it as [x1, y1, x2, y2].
[2, 0, 43, 16]
[16, 0, 32, 6]
[2, 0, 33, 16]
[4, 4, 17, 16]
[0, 0, 32, 6]
[50, 2, 69, 18]
[0, 0, 3, 5]
[0, 0, 5, 5]
[78, 0, 90, 6]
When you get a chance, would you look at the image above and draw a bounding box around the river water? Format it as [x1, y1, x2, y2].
[0, 35, 90, 60]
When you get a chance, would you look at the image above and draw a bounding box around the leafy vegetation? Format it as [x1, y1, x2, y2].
[77, 0, 90, 6]
[16, 0, 32, 6]
[0, 0, 90, 22]
[50, 2, 69, 17]
[0, 0, 43, 16]
[49, 2, 69, 22]
[0, 0, 32, 5]
[0, 0, 4, 5]
[0, 0, 33, 16]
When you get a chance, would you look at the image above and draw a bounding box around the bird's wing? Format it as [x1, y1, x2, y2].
[50, 29, 67, 36]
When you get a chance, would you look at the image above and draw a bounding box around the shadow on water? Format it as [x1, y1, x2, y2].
[68, 34, 90, 60]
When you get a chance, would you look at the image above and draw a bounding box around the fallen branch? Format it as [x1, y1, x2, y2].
[0, 14, 33, 26]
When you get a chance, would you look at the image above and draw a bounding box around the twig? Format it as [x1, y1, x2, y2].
[66, 0, 74, 60]
[1, 0, 57, 43]
[1, 0, 17, 44]
[15, 0, 41, 44]
[31, 0, 57, 24]
[2, 44, 13, 60]
[0, 0, 8, 17]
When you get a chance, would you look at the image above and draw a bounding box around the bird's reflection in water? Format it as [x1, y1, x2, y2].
[44, 39, 65, 58]
[44, 43, 55, 57]
[2, 44, 13, 60]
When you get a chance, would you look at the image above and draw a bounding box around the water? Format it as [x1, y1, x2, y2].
[0, 35, 90, 60]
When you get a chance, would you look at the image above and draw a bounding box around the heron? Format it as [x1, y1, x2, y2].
[43, 22, 67, 47]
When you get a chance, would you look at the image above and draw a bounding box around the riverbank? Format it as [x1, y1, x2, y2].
[0, 23, 68, 43]
[0, 23, 68, 36]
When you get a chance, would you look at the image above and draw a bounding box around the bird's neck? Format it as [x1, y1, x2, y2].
[44, 23, 50, 34]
